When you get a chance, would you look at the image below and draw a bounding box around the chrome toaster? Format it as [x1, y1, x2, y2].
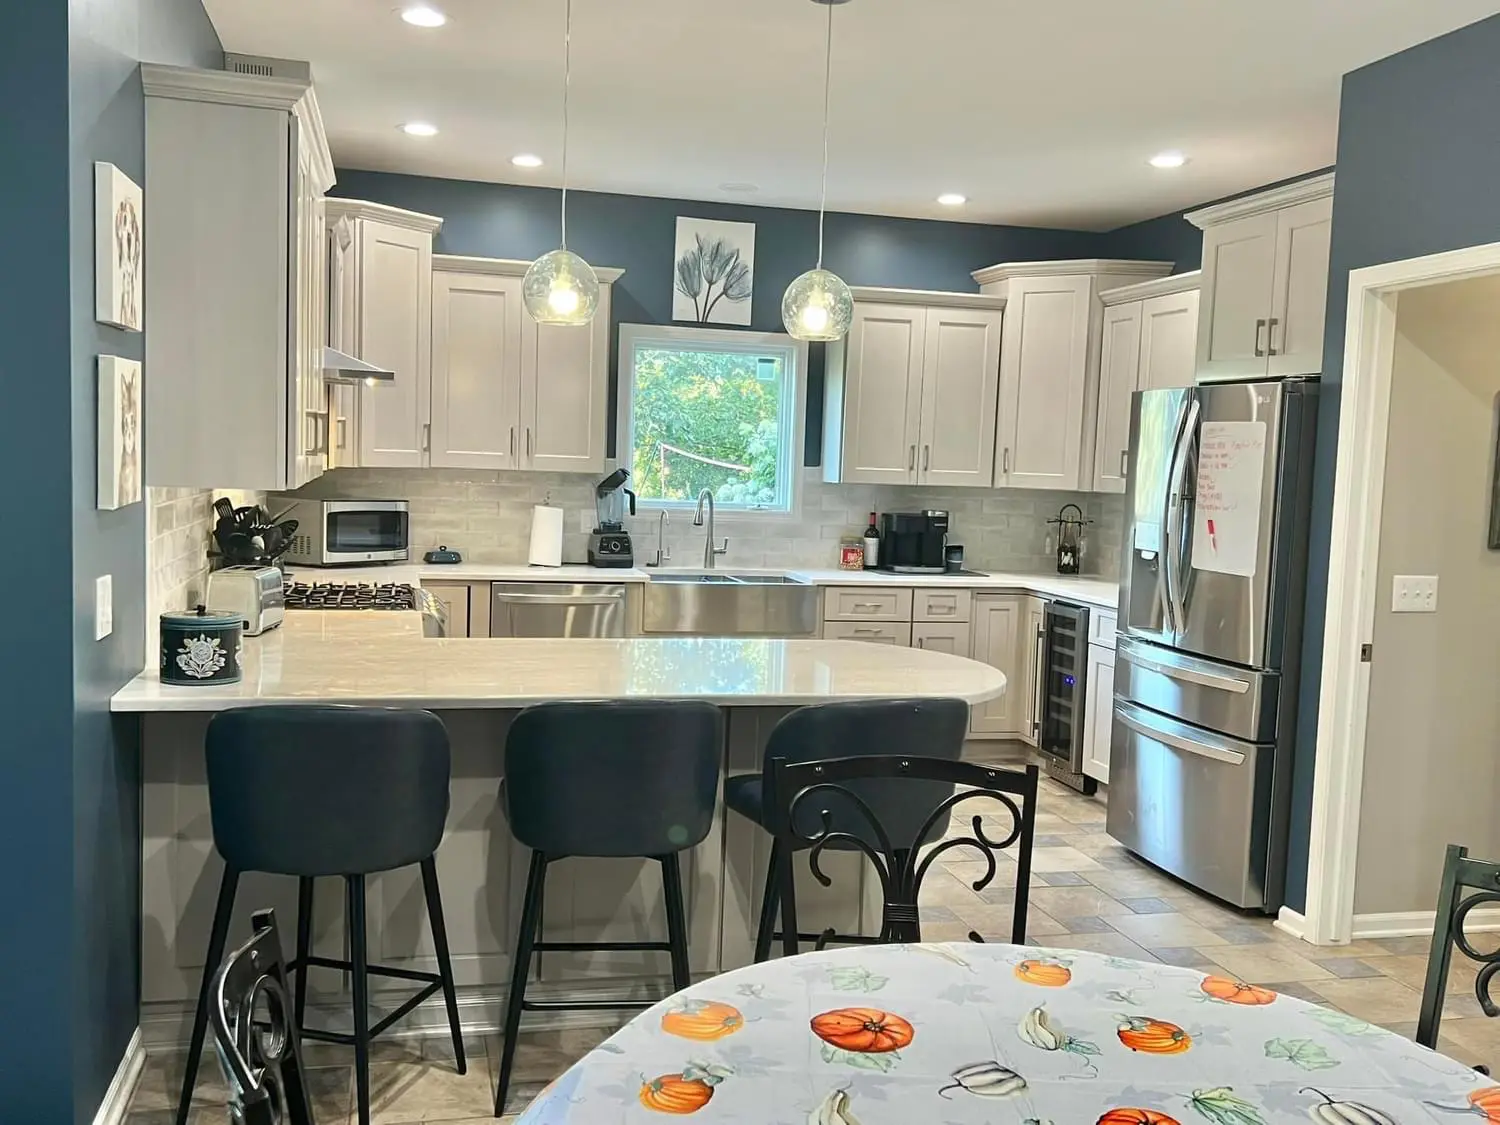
[204, 565, 286, 636]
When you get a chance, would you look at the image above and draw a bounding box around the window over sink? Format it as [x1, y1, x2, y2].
[617, 324, 807, 515]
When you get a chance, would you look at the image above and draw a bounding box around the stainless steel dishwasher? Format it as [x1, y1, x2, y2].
[489, 582, 628, 638]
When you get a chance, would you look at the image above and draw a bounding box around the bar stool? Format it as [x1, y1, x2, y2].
[724, 698, 969, 961]
[494, 700, 723, 1117]
[176, 706, 465, 1125]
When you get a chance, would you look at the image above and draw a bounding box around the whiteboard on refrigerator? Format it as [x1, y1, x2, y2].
[1191, 420, 1267, 577]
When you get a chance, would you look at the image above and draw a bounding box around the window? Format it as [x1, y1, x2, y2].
[618, 324, 806, 514]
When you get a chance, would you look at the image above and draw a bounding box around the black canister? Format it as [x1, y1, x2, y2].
[160, 606, 243, 685]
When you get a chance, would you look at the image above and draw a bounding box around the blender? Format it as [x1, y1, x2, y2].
[587, 468, 637, 567]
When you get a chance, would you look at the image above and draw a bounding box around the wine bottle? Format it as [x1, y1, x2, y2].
[863, 511, 880, 570]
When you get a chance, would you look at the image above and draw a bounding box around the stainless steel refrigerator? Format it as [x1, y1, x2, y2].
[1108, 378, 1319, 912]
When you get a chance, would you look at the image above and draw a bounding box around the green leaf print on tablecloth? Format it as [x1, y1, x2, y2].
[1188, 1087, 1267, 1125]
[828, 966, 889, 992]
[1304, 1008, 1383, 1037]
[1264, 1038, 1339, 1071]
[821, 1042, 900, 1073]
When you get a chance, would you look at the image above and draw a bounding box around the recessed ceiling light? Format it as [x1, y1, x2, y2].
[1149, 151, 1188, 169]
[400, 5, 447, 27]
[937, 193, 967, 206]
[511, 153, 544, 169]
[720, 182, 759, 193]
[400, 121, 439, 137]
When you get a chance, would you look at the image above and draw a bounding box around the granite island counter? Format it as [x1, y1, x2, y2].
[115, 613, 1006, 1048]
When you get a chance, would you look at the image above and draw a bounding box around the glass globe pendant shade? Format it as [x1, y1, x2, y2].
[523, 248, 601, 326]
[781, 267, 853, 342]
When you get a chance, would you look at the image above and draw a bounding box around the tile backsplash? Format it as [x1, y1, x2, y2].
[147, 486, 264, 634]
[291, 467, 1124, 578]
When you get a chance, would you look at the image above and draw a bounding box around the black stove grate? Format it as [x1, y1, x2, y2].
[283, 582, 418, 611]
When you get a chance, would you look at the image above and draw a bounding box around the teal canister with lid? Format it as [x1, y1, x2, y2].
[160, 605, 243, 685]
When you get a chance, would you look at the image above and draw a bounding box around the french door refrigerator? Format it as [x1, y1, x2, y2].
[1108, 378, 1318, 911]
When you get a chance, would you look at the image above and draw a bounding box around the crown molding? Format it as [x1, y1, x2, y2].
[1100, 269, 1202, 306]
[848, 285, 1006, 310]
[296, 85, 335, 194]
[141, 63, 309, 111]
[433, 254, 625, 284]
[1186, 172, 1335, 230]
[326, 199, 445, 234]
[971, 258, 1174, 287]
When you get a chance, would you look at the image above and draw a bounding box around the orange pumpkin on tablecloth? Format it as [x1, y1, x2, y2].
[1470, 1089, 1500, 1123]
[639, 1074, 716, 1114]
[1117, 1016, 1192, 1054]
[810, 1007, 915, 1053]
[1014, 959, 1072, 987]
[661, 1000, 744, 1041]
[1098, 1110, 1183, 1125]
[1199, 976, 1277, 1006]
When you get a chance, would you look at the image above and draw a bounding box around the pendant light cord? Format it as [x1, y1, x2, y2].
[815, 0, 834, 269]
[560, 0, 573, 249]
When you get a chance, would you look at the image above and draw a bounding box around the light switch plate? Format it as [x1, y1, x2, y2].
[1391, 574, 1439, 613]
[95, 574, 113, 639]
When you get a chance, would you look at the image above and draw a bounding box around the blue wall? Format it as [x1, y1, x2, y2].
[1282, 13, 1500, 913]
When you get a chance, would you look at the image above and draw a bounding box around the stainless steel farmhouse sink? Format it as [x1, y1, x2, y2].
[642, 573, 819, 635]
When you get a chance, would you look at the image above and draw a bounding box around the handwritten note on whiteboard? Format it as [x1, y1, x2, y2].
[1190, 420, 1267, 577]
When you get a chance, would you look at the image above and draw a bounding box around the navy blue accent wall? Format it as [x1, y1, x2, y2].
[330, 170, 1106, 462]
[1282, 14, 1500, 913]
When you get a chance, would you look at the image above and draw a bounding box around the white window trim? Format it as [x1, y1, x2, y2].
[616, 323, 809, 521]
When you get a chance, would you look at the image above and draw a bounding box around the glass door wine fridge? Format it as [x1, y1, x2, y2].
[1039, 601, 1095, 795]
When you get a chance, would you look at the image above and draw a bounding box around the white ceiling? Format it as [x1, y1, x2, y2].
[202, 0, 1500, 231]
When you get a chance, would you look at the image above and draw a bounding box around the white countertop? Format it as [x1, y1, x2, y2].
[114, 613, 1007, 713]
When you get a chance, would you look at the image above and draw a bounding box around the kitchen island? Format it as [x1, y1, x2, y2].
[114, 614, 1006, 1049]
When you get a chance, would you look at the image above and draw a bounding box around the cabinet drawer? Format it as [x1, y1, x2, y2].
[912, 621, 972, 656]
[823, 587, 913, 622]
[913, 588, 971, 622]
[823, 620, 913, 646]
[1089, 610, 1118, 649]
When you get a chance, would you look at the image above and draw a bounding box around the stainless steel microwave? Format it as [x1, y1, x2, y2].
[271, 498, 410, 566]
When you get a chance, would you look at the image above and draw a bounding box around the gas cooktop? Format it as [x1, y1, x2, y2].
[282, 582, 418, 611]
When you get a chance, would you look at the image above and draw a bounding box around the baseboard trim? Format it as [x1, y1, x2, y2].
[1274, 906, 1307, 942]
[1352, 907, 1500, 940]
[91, 1027, 146, 1125]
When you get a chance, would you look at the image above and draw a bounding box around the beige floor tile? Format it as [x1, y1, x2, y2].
[1299, 938, 1401, 960]
[941, 858, 1020, 889]
[1027, 847, 1104, 873]
[1309, 975, 1424, 1023]
[127, 1053, 228, 1112]
[368, 1059, 497, 1123]
[1105, 912, 1231, 949]
[920, 920, 983, 942]
[957, 903, 1067, 940]
[1064, 832, 1128, 856]
[1202, 944, 1337, 984]
[485, 1027, 613, 1083]
[1082, 869, 1179, 899]
[1430, 1015, 1500, 1063]
[1039, 930, 1161, 961]
[125, 1110, 237, 1125]
[1026, 886, 1137, 918]
[1364, 953, 1481, 996]
[917, 869, 987, 908]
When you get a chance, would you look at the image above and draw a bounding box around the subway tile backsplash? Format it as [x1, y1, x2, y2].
[292, 467, 1124, 578]
[146, 485, 265, 637]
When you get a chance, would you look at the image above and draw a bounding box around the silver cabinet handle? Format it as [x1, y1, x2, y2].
[1266, 316, 1280, 356]
[916, 636, 925, 649]
[853, 602, 884, 611]
[1116, 702, 1247, 765]
[422, 422, 431, 452]
[494, 592, 624, 606]
[1031, 623, 1046, 737]
[852, 627, 885, 636]
[510, 426, 517, 458]
[526, 427, 533, 458]
[306, 410, 330, 456]
[336, 416, 347, 450]
[1002, 447, 1010, 475]
[1253, 318, 1267, 358]
[922, 444, 930, 471]
[1120, 449, 1129, 478]
[908, 444, 916, 471]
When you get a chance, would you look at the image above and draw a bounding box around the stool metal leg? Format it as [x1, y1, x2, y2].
[659, 855, 691, 992]
[175, 867, 240, 1125]
[348, 875, 372, 1125]
[294, 876, 314, 1035]
[495, 850, 547, 1118]
[775, 841, 800, 959]
[420, 856, 467, 1074]
[753, 847, 780, 964]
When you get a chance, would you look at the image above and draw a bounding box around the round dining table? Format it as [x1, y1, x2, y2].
[517, 942, 1496, 1125]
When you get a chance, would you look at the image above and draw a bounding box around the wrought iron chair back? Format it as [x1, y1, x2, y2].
[768, 755, 1039, 952]
[212, 909, 316, 1125]
[1418, 843, 1500, 1058]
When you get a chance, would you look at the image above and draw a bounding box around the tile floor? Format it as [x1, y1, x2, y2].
[126, 776, 1498, 1124]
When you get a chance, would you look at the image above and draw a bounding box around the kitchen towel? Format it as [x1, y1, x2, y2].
[527, 505, 565, 567]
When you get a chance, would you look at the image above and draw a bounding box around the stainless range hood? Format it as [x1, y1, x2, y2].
[323, 346, 394, 383]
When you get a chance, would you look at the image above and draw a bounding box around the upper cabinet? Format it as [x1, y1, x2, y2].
[1188, 173, 1334, 382]
[824, 289, 1004, 488]
[142, 65, 335, 491]
[973, 260, 1173, 491]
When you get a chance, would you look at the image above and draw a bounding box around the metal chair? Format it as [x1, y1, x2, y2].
[494, 700, 724, 1117]
[1418, 843, 1500, 1066]
[211, 909, 316, 1125]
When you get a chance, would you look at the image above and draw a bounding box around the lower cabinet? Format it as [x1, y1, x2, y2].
[967, 596, 1024, 737]
[1082, 642, 1116, 783]
[425, 580, 471, 638]
[912, 621, 972, 655]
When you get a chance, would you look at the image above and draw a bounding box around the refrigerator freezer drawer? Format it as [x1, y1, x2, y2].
[1114, 636, 1279, 743]
[1105, 700, 1276, 910]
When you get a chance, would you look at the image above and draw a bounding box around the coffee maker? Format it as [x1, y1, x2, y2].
[588, 469, 636, 567]
[879, 511, 949, 573]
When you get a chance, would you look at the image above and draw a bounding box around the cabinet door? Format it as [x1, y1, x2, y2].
[1196, 212, 1277, 382]
[1091, 301, 1142, 495]
[912, 621, 972, 656]
[915, 306, 1001, 488]
[424, 581, 471, 637]
[356, 222, 433, 468]
[430, 271, 523, 470]
[326, 217, 360, 468]
[1082, 643, 1116, 783]
[995, 276, 1092, 490]
[838, 303, 925, 484]
[1138, 289, 1199, 391]
[289, 141, 327, 488]
[521, 284, 610, 473]
[967, 596, 1023, 737]
[1267, 196, 1333, 378]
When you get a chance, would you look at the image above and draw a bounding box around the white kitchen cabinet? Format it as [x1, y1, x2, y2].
[824, 291, 1003, 488]
[912, 621, 972, 656]
[1189, 174, 1334, 382]
[523, 289, 613, 473]
[326, 215, 360, 468]
[1092, 302, 1142, 494]
[142, 65, 335, 491]
[974, 260, 1173, 492]
[1139, 289, 1200, 390]
[1081, 642, 1116, 784]
[967, 596, 1024, 737]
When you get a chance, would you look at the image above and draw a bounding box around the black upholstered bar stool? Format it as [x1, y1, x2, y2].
[175, 706, 465, 1125]
[494, 700, 723, 1117]
[724, 698, 969, 961]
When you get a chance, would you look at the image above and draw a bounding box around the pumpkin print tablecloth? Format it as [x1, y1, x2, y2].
[516, 943, 1497, 1125]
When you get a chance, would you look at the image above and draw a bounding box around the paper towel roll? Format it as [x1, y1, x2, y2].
[527, 505, 565, 567]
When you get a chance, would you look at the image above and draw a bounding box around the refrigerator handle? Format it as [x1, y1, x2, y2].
[1116, 703, 1248, 766]
[1031, 617, 1047, 739]
[1163, 396, 1199, 635]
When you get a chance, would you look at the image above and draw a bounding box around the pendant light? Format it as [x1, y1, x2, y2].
[523, 0, 600, 325]
[781, 0, 854, 343]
